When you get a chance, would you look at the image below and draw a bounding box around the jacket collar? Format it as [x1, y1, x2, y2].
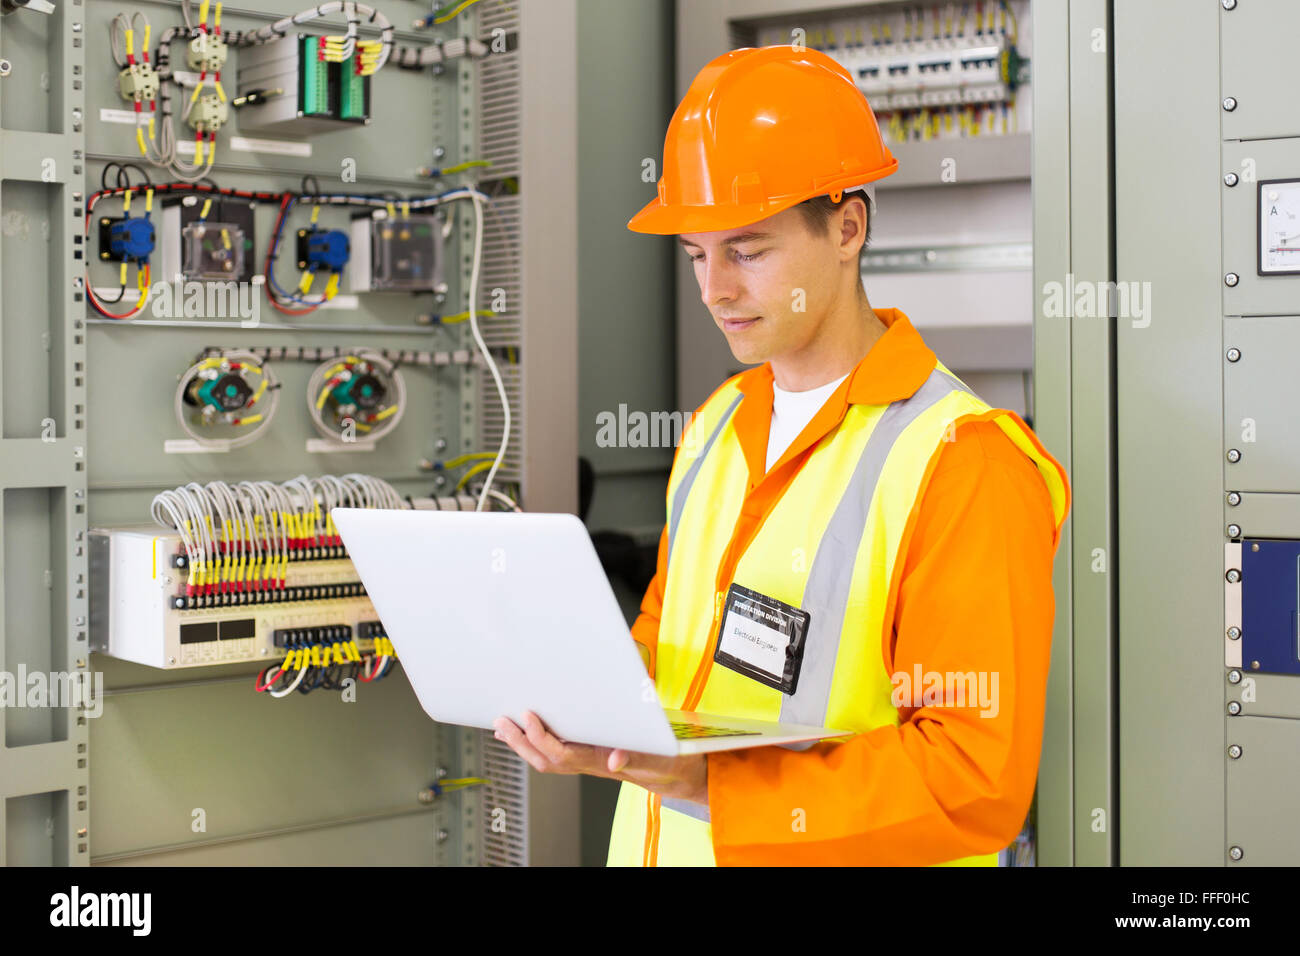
[727, 308, 938, 493]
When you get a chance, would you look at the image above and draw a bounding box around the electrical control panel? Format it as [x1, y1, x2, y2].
[1, 0, 567, 868]
[753, 1, 1031, 143]
[1226, 539, 1300, 677]
[159, 194, 257, 282]
[89, 525, 384, 669]
[348, 210, 446, 292]
[236, 34, 371, 135]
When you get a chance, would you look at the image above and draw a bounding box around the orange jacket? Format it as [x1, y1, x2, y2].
[630, 309, 1066, 865]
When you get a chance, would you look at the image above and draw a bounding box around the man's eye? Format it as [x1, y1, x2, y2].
[735, 251, 762, 262]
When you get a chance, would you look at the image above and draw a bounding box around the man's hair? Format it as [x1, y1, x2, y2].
[795, 191, 872, 250]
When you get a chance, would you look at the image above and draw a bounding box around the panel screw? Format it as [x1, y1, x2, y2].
[1251, 660, 1260, 669]
[1229, 845, 1243, 861]
[1224, 172, 1238, 187]
[0, 60, 11, 78]
[1227, 700, 1242, 715]
[1228, 669, 1242, 684]
[437, 829, 449, 842]
[1222, 0, 1236, 9]
[1224, 272, 1239, 286]
[1227, 524, 1241, 538]
[1225, 568, 1241, 583]
[1227, 744, 1242, 759]
[1227, 626, 1241, 640]
[1226, 448, 1241, 463]
[1227, 491, 1241, 506]
[1251, 542, 1259, 551]
[1222, 96, 1237, 111]
[1226, 347, 1240, 362]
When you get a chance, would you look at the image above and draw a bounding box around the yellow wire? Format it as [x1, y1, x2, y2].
[434, 0, 485, 25]
[455, 460, 493, 491]
[439, 309, 495, 324]
[441, 452, 496, 469]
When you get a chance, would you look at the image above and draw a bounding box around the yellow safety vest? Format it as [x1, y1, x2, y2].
[607, 360, 1069, 866]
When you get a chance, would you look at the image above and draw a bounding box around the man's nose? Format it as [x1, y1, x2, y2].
[698, 256, 739, 307]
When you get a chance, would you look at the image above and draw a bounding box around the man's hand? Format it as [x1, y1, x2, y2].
[493, 711, 708, 806]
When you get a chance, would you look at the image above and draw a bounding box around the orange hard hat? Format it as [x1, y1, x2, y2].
[627, 45, 897, 235]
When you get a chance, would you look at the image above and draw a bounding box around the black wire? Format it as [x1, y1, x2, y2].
[122, 162, 153, 187]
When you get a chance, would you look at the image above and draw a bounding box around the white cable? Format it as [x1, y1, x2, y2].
[269, 663, 307, 698]
[484, 487, 521, 512]
[466, 192, 509, 512]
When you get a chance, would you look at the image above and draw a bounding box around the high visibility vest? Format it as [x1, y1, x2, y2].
[607, 359, 1070, 866]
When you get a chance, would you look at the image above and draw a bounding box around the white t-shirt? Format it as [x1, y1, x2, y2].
[765, 370, 851, 473]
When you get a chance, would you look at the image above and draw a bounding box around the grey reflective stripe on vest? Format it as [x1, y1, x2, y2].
[662, 796, 711, 822]
[666, 391, 745, 569]
[938, 368, 977, 399]
[777, 369, 960, 740]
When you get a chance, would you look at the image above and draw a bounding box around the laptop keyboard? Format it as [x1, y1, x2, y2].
[669, 720, 761, 740]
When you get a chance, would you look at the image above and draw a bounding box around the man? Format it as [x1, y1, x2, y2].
[493, 44, 1070, 866]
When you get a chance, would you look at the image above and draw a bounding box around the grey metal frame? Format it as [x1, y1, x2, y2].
[0, 0, 91, 866]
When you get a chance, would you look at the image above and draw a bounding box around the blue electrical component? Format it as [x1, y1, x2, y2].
[1239, 538, 1300, 676]
[296, 228, 350, 272]
[99, 215, 156, 264]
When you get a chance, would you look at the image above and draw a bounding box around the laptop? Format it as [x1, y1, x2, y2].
[329, 507, 850, 756]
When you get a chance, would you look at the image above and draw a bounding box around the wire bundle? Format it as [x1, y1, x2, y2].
[149, 473, 404, 602]
[240, 1, 395, 74]
[255, 626, 396, 697]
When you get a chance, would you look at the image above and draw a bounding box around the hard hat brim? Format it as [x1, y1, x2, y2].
[626, 162, 897, 236]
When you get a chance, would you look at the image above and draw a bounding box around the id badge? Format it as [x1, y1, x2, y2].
[712, 583, 811, 695]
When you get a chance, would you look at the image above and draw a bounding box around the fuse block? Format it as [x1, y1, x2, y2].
[187, 92, 229, 134]
[186, 31, 229, 74]
[118, 62, 160, 102]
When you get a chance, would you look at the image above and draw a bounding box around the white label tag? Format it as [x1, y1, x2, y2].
[229, 136, 312, 157]
[718, 603, 791, 680]
[100, 108, 140, 125]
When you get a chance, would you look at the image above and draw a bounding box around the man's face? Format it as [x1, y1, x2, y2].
[678, 205, 841, 367]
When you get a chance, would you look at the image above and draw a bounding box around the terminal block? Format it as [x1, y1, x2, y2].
[118, 61, 160, 102]
[185, 30, 229, 74]
[186, 92, 229, 134]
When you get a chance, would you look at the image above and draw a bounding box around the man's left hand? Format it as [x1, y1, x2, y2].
[493, 711, 708, 806]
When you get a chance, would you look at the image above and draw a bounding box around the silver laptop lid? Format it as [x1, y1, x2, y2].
[330, 508, 678, 755]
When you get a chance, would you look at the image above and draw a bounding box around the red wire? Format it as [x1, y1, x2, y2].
[86, 263, 151, 320]
[264, 193, 320, 316]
